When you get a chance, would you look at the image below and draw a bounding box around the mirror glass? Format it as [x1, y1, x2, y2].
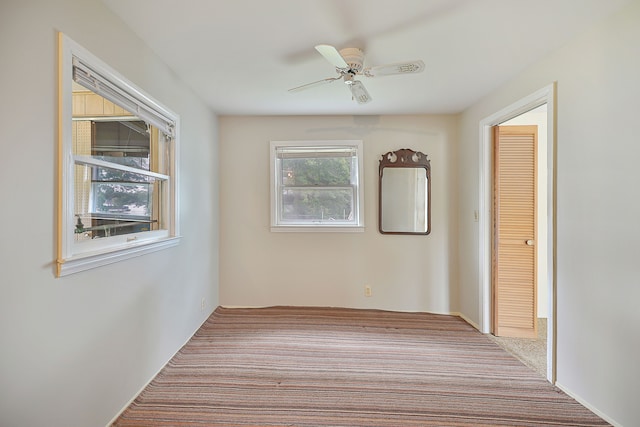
[379, 149, 430, 235]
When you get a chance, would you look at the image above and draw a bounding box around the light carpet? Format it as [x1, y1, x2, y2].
[113, 306, 608, 426]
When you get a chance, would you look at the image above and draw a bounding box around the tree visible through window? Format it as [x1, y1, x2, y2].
[271, 141, 364, 230]
[81, 120, 155, 237]
[91, 121, 152, 219]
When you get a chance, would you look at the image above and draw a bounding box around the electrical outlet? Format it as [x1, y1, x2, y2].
[364, 285, 372, 297]
[200, 297, 205, 312]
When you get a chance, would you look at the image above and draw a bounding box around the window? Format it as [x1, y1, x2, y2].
[57, 33, 180, 276]
[270, 140, 364, 231]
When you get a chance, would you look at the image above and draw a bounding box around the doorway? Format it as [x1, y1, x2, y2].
[478, 84, 556, 382]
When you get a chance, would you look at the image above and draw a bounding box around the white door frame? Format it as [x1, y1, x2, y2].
[478, 83, 556, 382]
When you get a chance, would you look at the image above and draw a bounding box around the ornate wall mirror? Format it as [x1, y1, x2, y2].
[379, 148, 431, 235]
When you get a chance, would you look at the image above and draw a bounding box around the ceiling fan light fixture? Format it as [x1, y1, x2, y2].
[343, 74, 355, 85]
[349, 81, 371, 104]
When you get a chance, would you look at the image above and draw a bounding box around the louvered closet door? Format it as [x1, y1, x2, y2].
[493, 125, 537, 338]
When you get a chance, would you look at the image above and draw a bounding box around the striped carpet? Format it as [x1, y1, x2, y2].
[113, 306, 608, 426]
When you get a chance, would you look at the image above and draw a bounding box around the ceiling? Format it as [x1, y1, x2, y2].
[102, 0, 629, 116]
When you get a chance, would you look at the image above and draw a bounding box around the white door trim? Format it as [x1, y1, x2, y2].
[478, 83, 556, 382]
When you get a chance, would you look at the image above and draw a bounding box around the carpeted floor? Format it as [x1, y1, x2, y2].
[113, 307, 607, 426]
[489, 318, 547, 378]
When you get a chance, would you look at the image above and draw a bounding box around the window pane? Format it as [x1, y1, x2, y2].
[281, 188, 354, 222]
[94, 165, 155, 183]
[282, 157, 353, 186]
[71, 86, 170, 240]
[94, 155, 149, 170]
[71, 84, 164, 175]
[91, 182, 152, 216]
[74, 163, 162, 240]
[93, 120, 150, 171]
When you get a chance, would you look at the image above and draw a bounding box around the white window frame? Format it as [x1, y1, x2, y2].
[270, 140, 364, 232]
[57, 33, 180, 277]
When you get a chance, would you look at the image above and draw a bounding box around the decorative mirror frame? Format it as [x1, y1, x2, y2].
[378, 148, 431, 235]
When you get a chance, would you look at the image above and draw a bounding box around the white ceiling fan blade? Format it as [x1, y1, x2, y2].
[288, 76, 342, 93]
[349, 81, 372, 104]
[315, 44, 349, 69]
[364, 60, 425, 77]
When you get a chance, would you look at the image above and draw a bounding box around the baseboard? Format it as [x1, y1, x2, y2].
[223, 306, 482, 331]
[220, 305, 270, 308]
[555, 382, 622, 427]
[105, 310, 215, 426]
[452, 311, 481, 331]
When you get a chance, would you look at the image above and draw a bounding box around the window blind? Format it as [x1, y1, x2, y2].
[275, 146, 357, 159]
[72, 56, 175, 137]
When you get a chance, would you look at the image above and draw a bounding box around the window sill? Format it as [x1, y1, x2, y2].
[56, 236, 181, 277]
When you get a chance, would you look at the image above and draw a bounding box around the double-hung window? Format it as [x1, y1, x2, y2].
[57, 34, 180, 276]
[270, 140, 364, 231]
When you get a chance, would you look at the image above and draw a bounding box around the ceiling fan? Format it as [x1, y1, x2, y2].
[289, 44, 425, 104]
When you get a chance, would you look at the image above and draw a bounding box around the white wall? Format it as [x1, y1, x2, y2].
[458, 2, 640, 425]
[219, 115, 459, 314]
[0, 1, 219, 426]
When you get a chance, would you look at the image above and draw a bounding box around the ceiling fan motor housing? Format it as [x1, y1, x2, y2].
[339, 47, 364, 73]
